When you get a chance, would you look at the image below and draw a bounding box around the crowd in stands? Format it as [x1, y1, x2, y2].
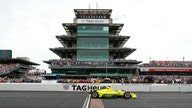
[0, 64, 19, 74]
[0, 68, 45, 83]
[0, 77, 41, 83]
[51, 60, 114, 67]
[55, 75, 192, 84]
[1, 60, 192, 84]
[50, 59, 136, 67]
[1, 74, 192, 84]
[141, 60, 192, 67]
[127, 75, 192, 84]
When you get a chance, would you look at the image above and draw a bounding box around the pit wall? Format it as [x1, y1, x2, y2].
[0, 83, 192, 92]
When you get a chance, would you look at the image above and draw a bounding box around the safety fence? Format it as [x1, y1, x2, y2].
[0, 83, 192, 92]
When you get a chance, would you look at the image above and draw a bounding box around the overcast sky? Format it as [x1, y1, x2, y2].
[1, 0, 192, 72]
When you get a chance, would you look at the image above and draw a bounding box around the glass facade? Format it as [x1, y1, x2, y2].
[77, 38, 109, 48]
[77, 50, 108, 61]
[77, 25, 109, 61]
[77, 25, 109, 36]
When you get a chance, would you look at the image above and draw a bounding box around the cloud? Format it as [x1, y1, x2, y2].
[1, 0, 192, 72]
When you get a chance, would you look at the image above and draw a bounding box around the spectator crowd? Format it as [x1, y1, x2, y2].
[142, 60, 192, 67]
[0, 63, 19, 74]
[0, 60, 192, 84]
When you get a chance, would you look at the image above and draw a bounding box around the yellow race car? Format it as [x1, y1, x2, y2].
[89, 86, 137, 99]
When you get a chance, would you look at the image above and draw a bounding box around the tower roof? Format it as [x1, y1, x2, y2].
[74, 9, 112, 19]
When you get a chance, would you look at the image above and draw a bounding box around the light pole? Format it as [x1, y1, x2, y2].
[105, 61, 108, 78]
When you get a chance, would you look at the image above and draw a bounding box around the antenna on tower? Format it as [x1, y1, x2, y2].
[96, 2, 98, 9]
[89, 4, 91, 9]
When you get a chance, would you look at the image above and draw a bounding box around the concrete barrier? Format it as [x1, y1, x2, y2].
[0, 83, 63, 91]
[0, 83, 191, 92]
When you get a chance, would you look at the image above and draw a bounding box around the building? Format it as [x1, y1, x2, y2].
[140, 60, 192, 76]
[43, 9, 142, 80]
[0, 50, 39, 79]
[139, 60, 192, 83]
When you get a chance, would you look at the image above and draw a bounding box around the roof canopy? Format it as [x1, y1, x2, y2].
[49, 47, 136, 59]
[56, 35, 130, 47]
[0, 58, 39, 65]
[62, 23, 123, 36]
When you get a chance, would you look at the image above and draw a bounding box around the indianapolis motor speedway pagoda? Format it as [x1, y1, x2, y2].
[43, 9, 142, 81]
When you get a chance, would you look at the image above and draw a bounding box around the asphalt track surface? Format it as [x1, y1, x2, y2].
[0, 91, 192, 108]
[100, 92, 192, 108]
[0, 91, 87, 108]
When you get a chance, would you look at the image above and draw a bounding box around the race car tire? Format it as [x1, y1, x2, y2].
[91, 91, 99, 98]
[124, 92, 131, 99]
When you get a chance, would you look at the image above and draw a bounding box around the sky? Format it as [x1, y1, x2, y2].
[0, 0, 192, 72]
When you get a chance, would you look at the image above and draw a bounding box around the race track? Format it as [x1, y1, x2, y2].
[0, 91, 192, 108]
[0, 91, 87, 108]
[94, 92, 192, 108]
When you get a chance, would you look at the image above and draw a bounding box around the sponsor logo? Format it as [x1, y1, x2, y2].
[77, 19, 109, 24]
[63, 84, 70, 90]
[71, 85, 106, 91]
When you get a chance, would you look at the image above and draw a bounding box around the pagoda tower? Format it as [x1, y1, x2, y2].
[44, 9, 141, 79]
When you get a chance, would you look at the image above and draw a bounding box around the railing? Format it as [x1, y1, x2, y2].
[48, 59, 137, 68]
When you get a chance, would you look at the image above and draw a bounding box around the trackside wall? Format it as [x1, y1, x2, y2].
[0, 83, 192, 92]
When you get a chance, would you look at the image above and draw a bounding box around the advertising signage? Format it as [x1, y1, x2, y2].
[77, 19, 109, 24]
[149, 68, 192, 72]
[0, 50, 12, 60]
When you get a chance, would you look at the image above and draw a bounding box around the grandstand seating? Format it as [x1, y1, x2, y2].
[0, 64, 20, 75]
[148, 60, 192, 67]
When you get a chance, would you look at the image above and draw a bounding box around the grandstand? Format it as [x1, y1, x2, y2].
[138, 60, 192, 83]
[0, 50, 39, 82]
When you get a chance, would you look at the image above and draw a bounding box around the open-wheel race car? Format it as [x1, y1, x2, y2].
[89, 86, 137, 99]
